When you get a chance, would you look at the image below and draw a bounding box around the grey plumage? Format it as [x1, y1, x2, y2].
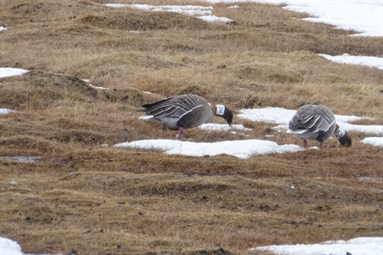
[138, 94, 233, 138]
[288, 104, 352, 149]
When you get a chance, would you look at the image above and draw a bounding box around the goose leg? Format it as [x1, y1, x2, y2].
[303, 139, 308, 149]
[176, 128, 184, 140]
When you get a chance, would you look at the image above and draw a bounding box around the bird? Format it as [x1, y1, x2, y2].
[287, 104, 352, 149]
[138, 94, 233, 139]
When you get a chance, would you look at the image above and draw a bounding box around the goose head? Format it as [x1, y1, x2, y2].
[214, 105, 233, 127]
[338, 132, 352, 147]
[335, 125, 352, 147]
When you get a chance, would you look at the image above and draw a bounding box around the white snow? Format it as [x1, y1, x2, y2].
[199, 123, 251, 131]
[196, 0, 383, 37]
[0, 68, 26, 116]
[0, 156, 41, 163]
[0, 108, 15, 115]
[319, 53, 383, 71]
[252, 237, 383, 255]
[237, 107, 295, 125]
[0, 68, 29, 78]
[81, 79, 110, 90]
[115, 139, 303, 159]
[361, 137, 383, 147]
[0, 238, 24, 255]
[104, 3, 233, 23]
[281, 1, 383, 37]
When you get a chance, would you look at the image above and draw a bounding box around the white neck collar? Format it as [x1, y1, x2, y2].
[215, 104, 225, 116]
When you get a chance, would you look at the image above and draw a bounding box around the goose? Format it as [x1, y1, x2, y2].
[287, 104, 352, 149]
[138, 94, 233, 139]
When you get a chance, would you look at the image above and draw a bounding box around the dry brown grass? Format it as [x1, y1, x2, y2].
[1, 0, 383, 254]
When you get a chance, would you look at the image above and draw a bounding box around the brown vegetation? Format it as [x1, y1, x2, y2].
[1, 0, 383, 254]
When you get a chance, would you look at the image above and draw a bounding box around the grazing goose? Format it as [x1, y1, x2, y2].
[138, 94, 233, 139]
[287, 104, 352, 149]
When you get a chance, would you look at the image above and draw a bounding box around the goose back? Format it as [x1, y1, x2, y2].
[140, 94, 214, 130]
[288, 104, 336, 142]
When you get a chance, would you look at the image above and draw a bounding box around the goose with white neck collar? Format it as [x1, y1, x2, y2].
[138, 94, 233, 139]
[287, 104, 352, 149]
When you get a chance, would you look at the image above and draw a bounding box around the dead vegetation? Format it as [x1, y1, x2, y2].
[1, 0, 383, 254]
